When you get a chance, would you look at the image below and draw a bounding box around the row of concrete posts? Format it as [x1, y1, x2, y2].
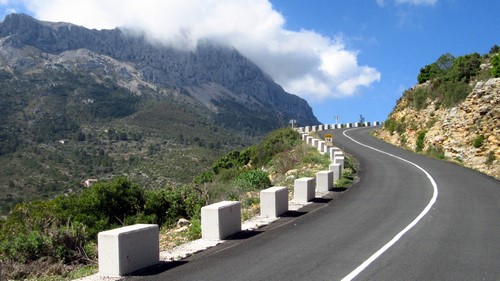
[297, 121, 382, 133]
[96, 124, 348, 277]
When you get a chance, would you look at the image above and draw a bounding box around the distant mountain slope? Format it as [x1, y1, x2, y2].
[376, 50, 499, 178]
[0, 13, 319, 213]
[0, 13, 319, 127]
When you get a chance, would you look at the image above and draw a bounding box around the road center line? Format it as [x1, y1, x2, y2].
[340, 128, 439, 281]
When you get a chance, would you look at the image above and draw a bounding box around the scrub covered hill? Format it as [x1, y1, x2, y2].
[376, 45, 500, 178]
[0, 13, 320, 213]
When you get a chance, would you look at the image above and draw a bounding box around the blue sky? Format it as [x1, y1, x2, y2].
[1, 0, 499, 124]
[270, 0, 499, 123]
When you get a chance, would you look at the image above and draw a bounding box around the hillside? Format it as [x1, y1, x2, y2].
[376, 48, 499, 178]
[0, 13, 320, 213]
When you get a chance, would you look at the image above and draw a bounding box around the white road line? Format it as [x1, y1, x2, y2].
[340, 128, 439, 281]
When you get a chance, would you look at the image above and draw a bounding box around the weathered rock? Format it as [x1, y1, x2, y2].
[176, 218, 190, 228]
[375, 77, 500, 178]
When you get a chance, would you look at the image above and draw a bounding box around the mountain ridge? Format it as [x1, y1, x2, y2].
[0, 13, 319, 126]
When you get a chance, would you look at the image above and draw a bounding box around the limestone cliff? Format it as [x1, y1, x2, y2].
[376, 78, 499, 178]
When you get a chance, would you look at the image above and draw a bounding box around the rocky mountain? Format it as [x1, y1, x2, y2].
[0, 13, 319, 213]
[376, 53, 499, 178]
[0, 13, 318, 127]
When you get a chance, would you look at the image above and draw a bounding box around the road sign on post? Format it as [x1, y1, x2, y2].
[324, 134, 333, 146]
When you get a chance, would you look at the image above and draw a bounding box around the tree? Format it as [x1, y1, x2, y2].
[448, 53, 481, 83]
[489, 44, 500, 55]
[418, 63, 440, 83]
[492, 52, 500, 78]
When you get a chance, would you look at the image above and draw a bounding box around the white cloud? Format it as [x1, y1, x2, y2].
[376, 0, 386, 7]
[3, 0, 381, 100]
[396, 0, 437, 6]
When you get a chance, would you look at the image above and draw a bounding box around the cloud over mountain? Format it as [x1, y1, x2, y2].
[3, 0, 381, 100]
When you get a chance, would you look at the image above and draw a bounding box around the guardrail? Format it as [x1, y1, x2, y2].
[95, 122, 377, 277]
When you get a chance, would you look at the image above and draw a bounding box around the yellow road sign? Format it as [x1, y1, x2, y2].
[324, 134, 333, 146]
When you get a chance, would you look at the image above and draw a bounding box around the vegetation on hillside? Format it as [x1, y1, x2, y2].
[0, 128, 349, 280]
[379, 45, 499, 176]
[0, 67, 259, 215]
[401, 45, 500, 111]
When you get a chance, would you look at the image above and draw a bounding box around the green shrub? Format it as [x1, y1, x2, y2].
[212, 150, 246, 174]
[473, 135, 485, 148]
[492, 53, 500, 78]
[187, 218, 202, 240]
[400, 134, 407, 145]
[251, 128, 301, 167]
[194, 171, 214, 184]
[426, 145, 445, 159]
[233, 169, 271, 191]
[416, 131, 427, 152]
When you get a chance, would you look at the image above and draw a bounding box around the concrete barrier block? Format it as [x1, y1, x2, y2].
[201, 201, 241, 240]
[312, 139, 319, 147]
[294, 177, 315, 203]
[316, 170, 333, 192]
[260, 186, 289, 218]
[318, 124, 324, 131]
[329, 147, 341, 160]
[329, 163, 342, 182]
[318, 140, 326, 154]
[333, 151, 343, 162]
[335, 156, 345, 170]
[302, 133, 308, 141]
[306, 136, 314, 145]
[305, 126, 311, 133]
[98, 224, 159, 277]
[346, 123, 351, 128]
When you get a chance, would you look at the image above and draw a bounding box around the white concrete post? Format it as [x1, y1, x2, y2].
[335, 156, 345, 171]
[98, 224, 159, 277]
[201, 201, 241, 240]
[294, 177, 315, 203]
[329, 163, 342, 182]
[316, 171, 333, 192]
[330, 147, 341, 161]
[306, 136, 314, 145]
[312, 139, 319, 148]
[318, 140, 326, 154]
[333, 151, 344, 162]
[260, 186, 289, 218]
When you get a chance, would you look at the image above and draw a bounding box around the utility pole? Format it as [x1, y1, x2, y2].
[334, 115, 340, 124]
[289, 119, 297, 129]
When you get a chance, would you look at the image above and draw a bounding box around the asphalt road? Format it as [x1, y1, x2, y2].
[130, 127, 500, 281]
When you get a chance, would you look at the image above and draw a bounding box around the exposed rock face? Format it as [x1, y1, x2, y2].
[376, 78, 499, 178]
[0, 13, 319, 127]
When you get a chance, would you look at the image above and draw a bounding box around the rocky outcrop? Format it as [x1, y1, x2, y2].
[376, 78, 499, 178]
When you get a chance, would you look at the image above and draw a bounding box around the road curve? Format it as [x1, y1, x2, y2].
[131, 127, 500, 281]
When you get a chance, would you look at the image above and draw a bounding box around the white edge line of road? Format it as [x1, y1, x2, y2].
[340, 128, 439, 281]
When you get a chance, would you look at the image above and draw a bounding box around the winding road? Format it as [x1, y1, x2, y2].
[131, 127, 500, 281]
